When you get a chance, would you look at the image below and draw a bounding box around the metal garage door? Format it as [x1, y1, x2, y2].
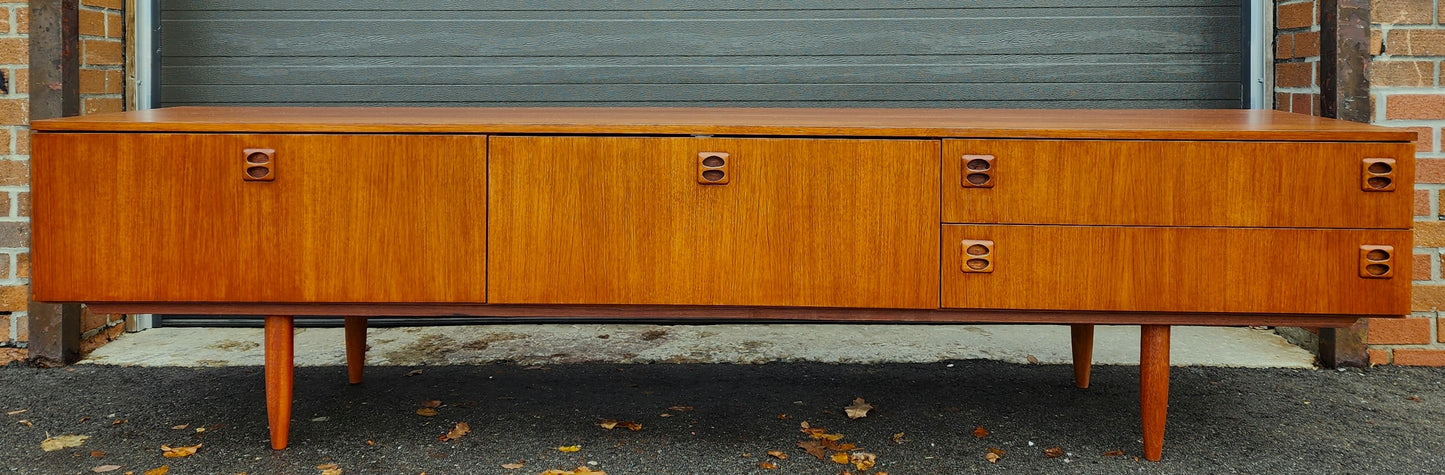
[157, 0, 1246, 109]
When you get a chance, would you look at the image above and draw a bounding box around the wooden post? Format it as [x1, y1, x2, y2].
[1140, 325, 1171, 462]
[26, 0, 81, 366]
[264, 316, 294, 450]
[1070, 324, 1094, 389]
[344, 317, 367, 384]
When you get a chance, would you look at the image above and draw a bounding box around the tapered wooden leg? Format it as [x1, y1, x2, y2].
[1140, 324, 1171, 462]
[1070, 324, 1094, 389]
[344, 317, 368, 385]
[264, 316, 294, 450]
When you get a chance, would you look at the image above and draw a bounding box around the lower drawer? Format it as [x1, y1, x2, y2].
[941, 225, 1411, 315]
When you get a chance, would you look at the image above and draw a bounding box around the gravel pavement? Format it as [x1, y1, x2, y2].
[2, 362, 1443, 474]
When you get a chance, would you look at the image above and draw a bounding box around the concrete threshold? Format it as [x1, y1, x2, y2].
[78, 324, 1316, 368]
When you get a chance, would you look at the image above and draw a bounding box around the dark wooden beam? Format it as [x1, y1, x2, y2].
[26, 0, 81, 366]
[1319, 0, 1372, 122]
[1317, 0, 1372, 367]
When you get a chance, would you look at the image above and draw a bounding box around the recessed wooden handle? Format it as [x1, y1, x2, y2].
[1361, 158, 1395, 192]
[960, 239, 994, 273]
[1359, 245, 1394, 278]
[244, 148, 276, 182]
[962, 154, 995, 188]
[698, 152, 729, 184]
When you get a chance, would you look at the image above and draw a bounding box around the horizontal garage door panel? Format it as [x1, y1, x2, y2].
[160, 1, 1243, 108]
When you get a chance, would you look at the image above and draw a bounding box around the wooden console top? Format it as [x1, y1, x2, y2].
[33, 107, 1414, 141]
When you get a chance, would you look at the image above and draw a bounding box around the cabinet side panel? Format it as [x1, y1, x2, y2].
[31, 133, 486, 303]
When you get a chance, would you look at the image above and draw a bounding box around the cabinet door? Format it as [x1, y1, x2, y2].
[32, 133, 487, 303]
[941, 225, 1411, 315]
[943, 139, 1414, 228]
[489, 136, 939, 308]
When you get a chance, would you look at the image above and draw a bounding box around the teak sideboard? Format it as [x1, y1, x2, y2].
[30, 107, 1415, 461]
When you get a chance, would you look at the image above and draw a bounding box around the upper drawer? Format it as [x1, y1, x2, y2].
[943, 139, 1414, 228]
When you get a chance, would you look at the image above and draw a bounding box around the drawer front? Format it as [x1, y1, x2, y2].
[942, 225, 1411, 315]
[32, 133, 488, 303]
[943, 139, 1414, 228]
[489, 136, 940, 308]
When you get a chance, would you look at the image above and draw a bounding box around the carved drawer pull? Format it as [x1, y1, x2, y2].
[244, 148, 275, 182]
[961, 239, 994, 273]
[962, 154, 995, 188]
[698, 152, 729, 184]
[1359, 245, 1394, 278]
[1361, 158, 1395, 192]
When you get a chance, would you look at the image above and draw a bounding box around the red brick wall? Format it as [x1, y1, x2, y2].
[1369, 0, 1445, 367]
[0, 0, 126, 365]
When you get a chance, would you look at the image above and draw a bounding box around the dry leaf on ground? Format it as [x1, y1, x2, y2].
[439, 422, 471, 441]
[17, 420, 33, 427]
[170, 424, 188, 430]
[142, 466, 169, 475]
[849, 452, 877, 470]
[667, 406, 693, 412]
[892, 432, 905, 444]
[820, 439, 856, 451]
[112, 419, 127, 425]
[759, 461, 778, 469]
[539, 468, 605, 475]
[91, 450, 106, 457]
[972, 426, 990, 439]
[6, 409, 27, 415]
[766, 450, 787, 460]
[416, 408, 438, 417]
[1407, 396, 1423, 402]
[557, 445, 581, 453]
[500, 461, 524, 469]
[1026, 354, 1039, 364]
[420, 400, 442, 408]
[320, 469, 342, 475]
[316, 464, 339, 470]
[830, 452, 850, 464]
[844, 398, 873, 420]
[985, 447, 1006, 463]
[160, 444, 201, 458]
[41, 434, 90, 452]
[406, 369, 423, 377]
[1103, 450, 1126, 457]
[92, 465, 122, 473]
[796, 440, 826, 460]
[1044, 447, 1064, 458]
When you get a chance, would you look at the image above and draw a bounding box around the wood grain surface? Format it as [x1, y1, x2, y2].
[941, 225, 1412, 315]
[31, 133, 488, 303]
[30, 107, 1415, 142]
[943, 139, 1415, 228]
[488, 136, 939, 308]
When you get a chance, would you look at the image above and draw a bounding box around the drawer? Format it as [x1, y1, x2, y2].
[943, 139, 1414, 228]
[488, 135, 939, 308]
[32, 133, 488, 303]
[941, 225, 1411, 315]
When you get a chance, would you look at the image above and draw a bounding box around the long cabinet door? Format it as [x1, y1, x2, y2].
[32, 133, 488, 303]
[943, 139, 1414, 228]
[941, 225, 1411, 315]
[489, 136, 940, 307]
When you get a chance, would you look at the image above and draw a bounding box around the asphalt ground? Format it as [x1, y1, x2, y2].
[1, 362, 1443, 474]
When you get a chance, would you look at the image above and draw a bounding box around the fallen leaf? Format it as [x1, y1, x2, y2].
[776, 414, 789, 420]
[420, 400, 442, 408]
[796, 440, 826, 460]
[160, 444, 201, 458]
[416, 408, 438, 417]
[973, 426, 990, 439]
[830, 452, 851, 464]
[41, 434, 90, 452]
[91, 450, 106, 457]
[18, 420, 33, 427]
[985, 452, 1001, 463]
[112, 419, 127, 425]
[1103, 450, 1126, 457]
[439, 422, 470, 441]
[406, 369, 423, 377]
[5, 409, 26, 415]
[170, 425, 188, 430]
[320, 469, 342, 475]
[849, 452, 877, 470]
[892, 432, 905, 444]
[539, 468, 605, 475]
[142, 466, 169, 475]
[599, 420, 618, 430]
[316, 464, 339, 470]
[79, 417, 92, 423]
[658, 413, 672, 418]
[844, 398, 873, 420]
[1045, 446, 1064, 458]
[620, 421, 642, 431]
[1026, 354, 1039, 364]
[766, 450, 787, 460]
[1407, 396, 1423, 402]
[92, 465, 122, 473]
[667, 405, 693, 412]
[500, 461, 525, 469]
[558, 445, 581, 453]
[759, 461, 778, 469]
[820, 439, 856, 451]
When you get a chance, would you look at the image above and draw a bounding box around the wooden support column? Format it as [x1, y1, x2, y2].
[1318, 0, 1373, 368]
[264, 316, 295, 450]
[344, 317, 367, 384]
[25, 0, 81, 366]
[1140, 325, 1171, 462]
[1071, 324, 1094, 389]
